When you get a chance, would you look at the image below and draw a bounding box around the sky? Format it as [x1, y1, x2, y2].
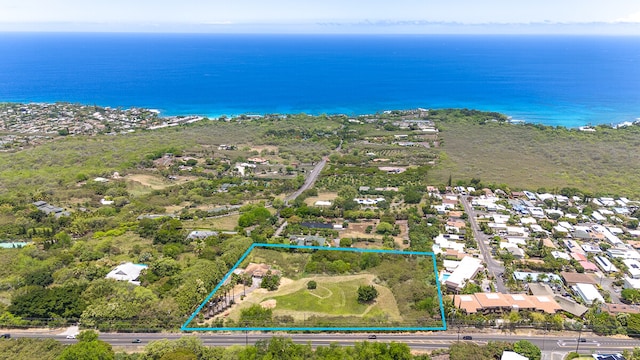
[1, 0, 640, 34]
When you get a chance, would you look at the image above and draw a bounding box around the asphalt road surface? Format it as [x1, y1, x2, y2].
[10, 330, 640, 353]
[459, 195, 507, 293]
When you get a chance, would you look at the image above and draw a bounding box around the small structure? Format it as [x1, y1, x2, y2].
[289, 235, 326, 246]
[501, 351, 529, 360]
[33, 201, 70, 218]
[105, 262, 148, 285]
[187, 230, 218, 240]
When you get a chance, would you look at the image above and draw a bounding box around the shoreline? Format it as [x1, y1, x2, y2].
[2, 100, 639, 130]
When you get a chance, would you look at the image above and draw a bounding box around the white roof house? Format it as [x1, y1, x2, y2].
[624, 259, 640, 279]
[595, 256, 618, 273]
[624, 276, 640, 290]
[105, 262, 148, 285]
[444, 256, 483, 291]
[607, 248, 640, 259]
[187, 230, 219, 240]
[574, 283, 604, 305]
[591, 211, 606, 222]
[501, 351, 529, 360]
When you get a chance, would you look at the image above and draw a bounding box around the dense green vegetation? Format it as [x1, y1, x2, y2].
[0, 335, 431, 360]
[429, 109, 640, 197]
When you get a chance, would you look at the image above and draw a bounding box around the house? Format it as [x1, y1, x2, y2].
[444, 256, 482, 291]
[624, 276, 640, 290]
[501, 352, 529, 360]
[289, 235, 326, 246]
[105, 262, 148, 285]
[561, 271, 597, 286]
[242, 263, 281, 278]
[187, 230, 218, 240]
[580, 261, 599, 272]
[624, 259, 640, 279]
[607, 247, 640, 259]
[33, 201, 70, 218]
[591, 354, 625, 360]
[574, 283, 604, 305]
[595, 256, 618, 273]
[554, 296, 589, 317]
[601, 303, 640, 315]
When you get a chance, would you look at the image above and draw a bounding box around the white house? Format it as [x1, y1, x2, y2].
[444, 256, 483, 291]
[624, 259, 640, 279]
[105, 262, 148, 285]
[573, 283, 604, 305]
[595, 256, 618, 273]
[501, 352, 529, 360]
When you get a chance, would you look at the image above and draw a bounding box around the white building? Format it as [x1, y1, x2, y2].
[624, 259, 640, 279]
[607, 248, 640, 260]
[501, 352, 529, 360]
[573, 283, 604, 305]
[105, 262, 148, 285]
[444, 256, 483, 291]
[624, 276, 640, 290]
[595, 256, 618, 273]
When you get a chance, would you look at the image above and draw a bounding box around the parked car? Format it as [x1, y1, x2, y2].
[132, 339, 142, 343]
[462, 335, 473, 340]
[367, 335, 377, 339]
[0, 333, 10, 339]
[65, 335, 76, 339]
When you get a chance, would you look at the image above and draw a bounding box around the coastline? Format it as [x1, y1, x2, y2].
[2, 33, 640, 130]
[2, 101, 639, 131]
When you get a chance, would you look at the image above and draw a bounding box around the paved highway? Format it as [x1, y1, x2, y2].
[11, 330, 640, 353]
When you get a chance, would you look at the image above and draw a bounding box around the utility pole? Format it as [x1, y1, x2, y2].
[575, 324, 583, 354]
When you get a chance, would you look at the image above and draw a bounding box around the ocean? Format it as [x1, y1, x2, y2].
[0, 33, 639, 127]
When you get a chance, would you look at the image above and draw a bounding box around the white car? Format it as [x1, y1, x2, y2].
[65, 335, 76, 339]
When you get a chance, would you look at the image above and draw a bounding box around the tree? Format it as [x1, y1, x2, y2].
[239, 304, 272, 327]
[513, 340, 541, 360]
[622, 288, 640, 304]
[260, 271, 281, 291]
[57, 338, 114, 360]
[307, 281, 317, 290]
[357, 285, 379, 303]
[376, 222, 394, 235]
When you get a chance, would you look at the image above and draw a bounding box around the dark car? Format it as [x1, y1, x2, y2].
[0, 334, 10, 339]
[367, 335, 377, 339]
[462, 335, 473, 340]
[132, 339, 142, 343]
[579, 338, 586, 342]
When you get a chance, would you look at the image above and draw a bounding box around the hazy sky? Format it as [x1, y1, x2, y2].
[1, 0, 640, 33]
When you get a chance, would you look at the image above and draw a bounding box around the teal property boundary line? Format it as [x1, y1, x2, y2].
[181, 243, 447, 332]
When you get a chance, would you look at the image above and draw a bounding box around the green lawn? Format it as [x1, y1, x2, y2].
[267, 279, 370, 315]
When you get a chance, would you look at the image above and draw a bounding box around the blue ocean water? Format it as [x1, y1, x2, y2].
[0, 33, 639, 127]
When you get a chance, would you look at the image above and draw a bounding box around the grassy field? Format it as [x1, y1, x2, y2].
[429, 120, 640, 197]
[183, 214, 241, 232]
[223, 274, 402, 324]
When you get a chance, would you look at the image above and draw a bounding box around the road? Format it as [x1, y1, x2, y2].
[459, 195, 507, 293]
[285, 140, 341, 204]
[11, 330, 640, 354]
